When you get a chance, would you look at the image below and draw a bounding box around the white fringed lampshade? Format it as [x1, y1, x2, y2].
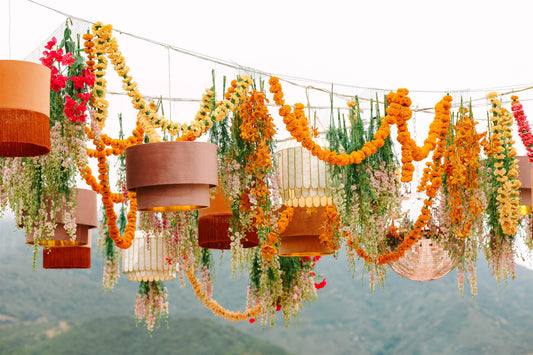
[122, 231, 176, 281]
[277, 138, 332, 207]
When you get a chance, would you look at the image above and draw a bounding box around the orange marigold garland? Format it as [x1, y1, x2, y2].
[442, 104, 485, 239]
[268, 77, 391, 167]
[319, 205, 341, 252]
[357, 94, 453, 265]
[261, 206, 294, 261]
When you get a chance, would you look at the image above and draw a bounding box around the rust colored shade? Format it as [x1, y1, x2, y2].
[26, 188, 98, 247]
[517, 156, 532, 213]
[198, 188, 259, 249]
[126, 141, 218, 212]
[0, 60, 51, 157]
[279, 206, 333, 257]
[389, 237, 464, 282]
[43, 246, 91, 269]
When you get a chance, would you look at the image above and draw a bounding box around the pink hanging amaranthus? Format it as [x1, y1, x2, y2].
[510, 95, 533, 162]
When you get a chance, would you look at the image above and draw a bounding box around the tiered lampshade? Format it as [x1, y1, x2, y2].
[26, 188, 98, 247]
[277, 139, 334, 256]
[389, 236, 465, 281]
[122, 230, 176, 281]
[0, 60, 51, 157]
[198, 187, 259, 249]
[125, 141, 218, 212]
[517, 156, 532, 215]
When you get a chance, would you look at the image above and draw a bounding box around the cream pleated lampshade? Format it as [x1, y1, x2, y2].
[122, 230, 176, 281]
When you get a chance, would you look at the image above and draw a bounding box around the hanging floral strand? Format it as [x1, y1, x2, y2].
[510, 95, 533, 162]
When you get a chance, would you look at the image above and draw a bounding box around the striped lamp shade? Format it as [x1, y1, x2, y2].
[277, 138, 332, 208]
[122, 231, 176, 281]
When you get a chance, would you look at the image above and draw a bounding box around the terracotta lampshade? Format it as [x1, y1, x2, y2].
[278, 206, 334, 257]
[198, 187, 259, 249]
[125, 141, 218, 212]
[26, 188, 98, 247]
[517, 156, 532, 215]
[277, 138, 332, 207]
[43, 235, 91, 269]
[0, 60, 51, 157]
[122, 230, 176, 281]
[277, 139, 334, 256]
[389, 236, 465, 282]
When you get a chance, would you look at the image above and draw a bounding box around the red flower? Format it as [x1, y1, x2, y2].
[45, 37, 57, 50]
[51, 74, 68, 92]
[249, 318, 256, 324]
[314, 278, 327, 290]
[61, 52, 76, 66]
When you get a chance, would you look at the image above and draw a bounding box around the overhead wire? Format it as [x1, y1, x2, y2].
[25, 0, 533, 101]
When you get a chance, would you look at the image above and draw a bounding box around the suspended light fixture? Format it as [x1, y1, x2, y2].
[26, 188, 98, 247]
[198, 187, 259, 249]
[0, 60, 51, 157]
[388, 234, 465, 282]
[277, 138, 334, 256]
[125, 141, 218, 212]
[43, 244, 91, 269]
[122, 230, 176, 281]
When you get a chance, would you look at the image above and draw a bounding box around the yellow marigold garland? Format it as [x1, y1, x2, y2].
[484, 93, 520, 235]
[186, 262, 262, 321]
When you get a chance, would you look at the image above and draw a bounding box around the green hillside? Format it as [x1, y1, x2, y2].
[0, 316, 292, 355]
[1, 218, 533, 355]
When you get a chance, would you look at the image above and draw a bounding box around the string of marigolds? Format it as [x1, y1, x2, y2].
[442, 105, 485, 239]
[261, 206, 294, 261]
[319, 205, 341, 252]
[357, 94, 453, 264]
[268, 78, 442, 181]
[88, 22, 252, 142]
[185, 260, 262, 322]
[269, 77, 391, 166]
[484, 93, 520, 236]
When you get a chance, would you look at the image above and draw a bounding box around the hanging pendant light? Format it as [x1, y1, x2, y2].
[0, 60, 51, 157]
[26, 188, 98, 247]
[43, 243, 91, 269]
[388, 233, 465, 281]
[122, 230, 176, 281]
[277, 139, 334, 256]
[517, 156, 532, 215]
[125, 141, 218, 212]
[198, 187, 259, 249]
[278, 205, 334, 256]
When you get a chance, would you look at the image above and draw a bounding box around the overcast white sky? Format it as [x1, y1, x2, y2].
[1, 0, 533, 268]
